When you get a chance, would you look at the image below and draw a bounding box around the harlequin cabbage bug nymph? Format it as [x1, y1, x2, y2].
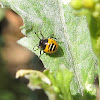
[34, 32, 58, 56]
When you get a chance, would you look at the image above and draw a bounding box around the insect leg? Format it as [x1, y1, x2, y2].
[38, 49, 42, 58]
[33, 44, 39, 51]
[40, 31, 44, 39]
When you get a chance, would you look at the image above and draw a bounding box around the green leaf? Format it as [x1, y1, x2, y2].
[16, 67, 73, 100]
[16, 69, 57, 100]
[44, 66, 73, 100]
[0, 0, 97, 99]
[87, 16, 100, 57]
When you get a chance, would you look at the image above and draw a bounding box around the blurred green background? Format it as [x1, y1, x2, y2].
[0, 8, 47, 100]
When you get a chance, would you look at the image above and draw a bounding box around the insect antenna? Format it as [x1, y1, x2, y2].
[35, 32, 41, 40]
[40, 31, 44, 39]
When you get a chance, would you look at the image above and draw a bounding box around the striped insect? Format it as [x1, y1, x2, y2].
[34, 32, 58, 56]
